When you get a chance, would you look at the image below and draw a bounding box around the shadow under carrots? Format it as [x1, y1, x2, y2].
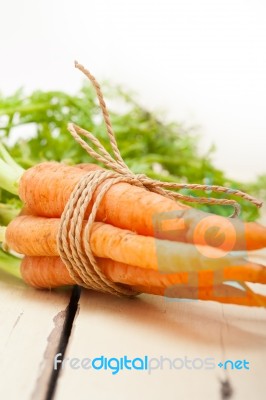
[79, 288, 266, 350]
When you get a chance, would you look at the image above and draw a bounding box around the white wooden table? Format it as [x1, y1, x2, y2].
[1, 248, 266, 400]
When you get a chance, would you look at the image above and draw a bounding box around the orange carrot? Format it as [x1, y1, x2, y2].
[131, 284, 266, 307]
[6, 215, 266, 284]
[18, 206, 33, 216]
[21, 256, 74, 288]
[18, 162, 266, 250]
[20, 256, 266, 307]
[20, 255, 266, 290]
[18, 162, 187, 221]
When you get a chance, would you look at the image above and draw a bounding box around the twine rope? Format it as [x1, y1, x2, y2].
[57, 61, 263, 296]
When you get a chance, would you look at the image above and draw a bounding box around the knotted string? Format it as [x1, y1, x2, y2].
[57, 61, 263, 296]
[69, 61, 262, 216]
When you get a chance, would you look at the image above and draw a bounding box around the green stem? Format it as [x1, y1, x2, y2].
[0, 248, 21, 280]
[0, 144, 24, 195]
[0, 102, 57, 117]
[0, 203, 21, 225]
[0, 160, 21, 194]
[0, 143, 24, 175]
[0, 226, 6, 242]
[0, 144, 25, 280]
[0, 226, 22, 280]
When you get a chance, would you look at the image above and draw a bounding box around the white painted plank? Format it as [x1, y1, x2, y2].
[0, 272, 72, 400]
[222, 249, 266, 399]
[55, 291, 228, 400]
[55, 254, 266, 400]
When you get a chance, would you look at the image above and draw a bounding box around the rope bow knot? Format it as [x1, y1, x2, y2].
[57, 61, 263, 296]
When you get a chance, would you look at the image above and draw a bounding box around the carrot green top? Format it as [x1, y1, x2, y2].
[0, 143, 24, 195]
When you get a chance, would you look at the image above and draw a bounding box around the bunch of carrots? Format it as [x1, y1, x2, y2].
[1, 63, 266, 307]
[0, 156, 265, 306]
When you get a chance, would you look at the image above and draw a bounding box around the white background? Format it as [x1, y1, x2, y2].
[0, 0, 265, 181]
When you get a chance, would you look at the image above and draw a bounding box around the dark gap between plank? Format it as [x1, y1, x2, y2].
[45, 285, 81, 400]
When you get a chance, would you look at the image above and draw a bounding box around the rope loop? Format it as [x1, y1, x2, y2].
[57, 61, 263, 296]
